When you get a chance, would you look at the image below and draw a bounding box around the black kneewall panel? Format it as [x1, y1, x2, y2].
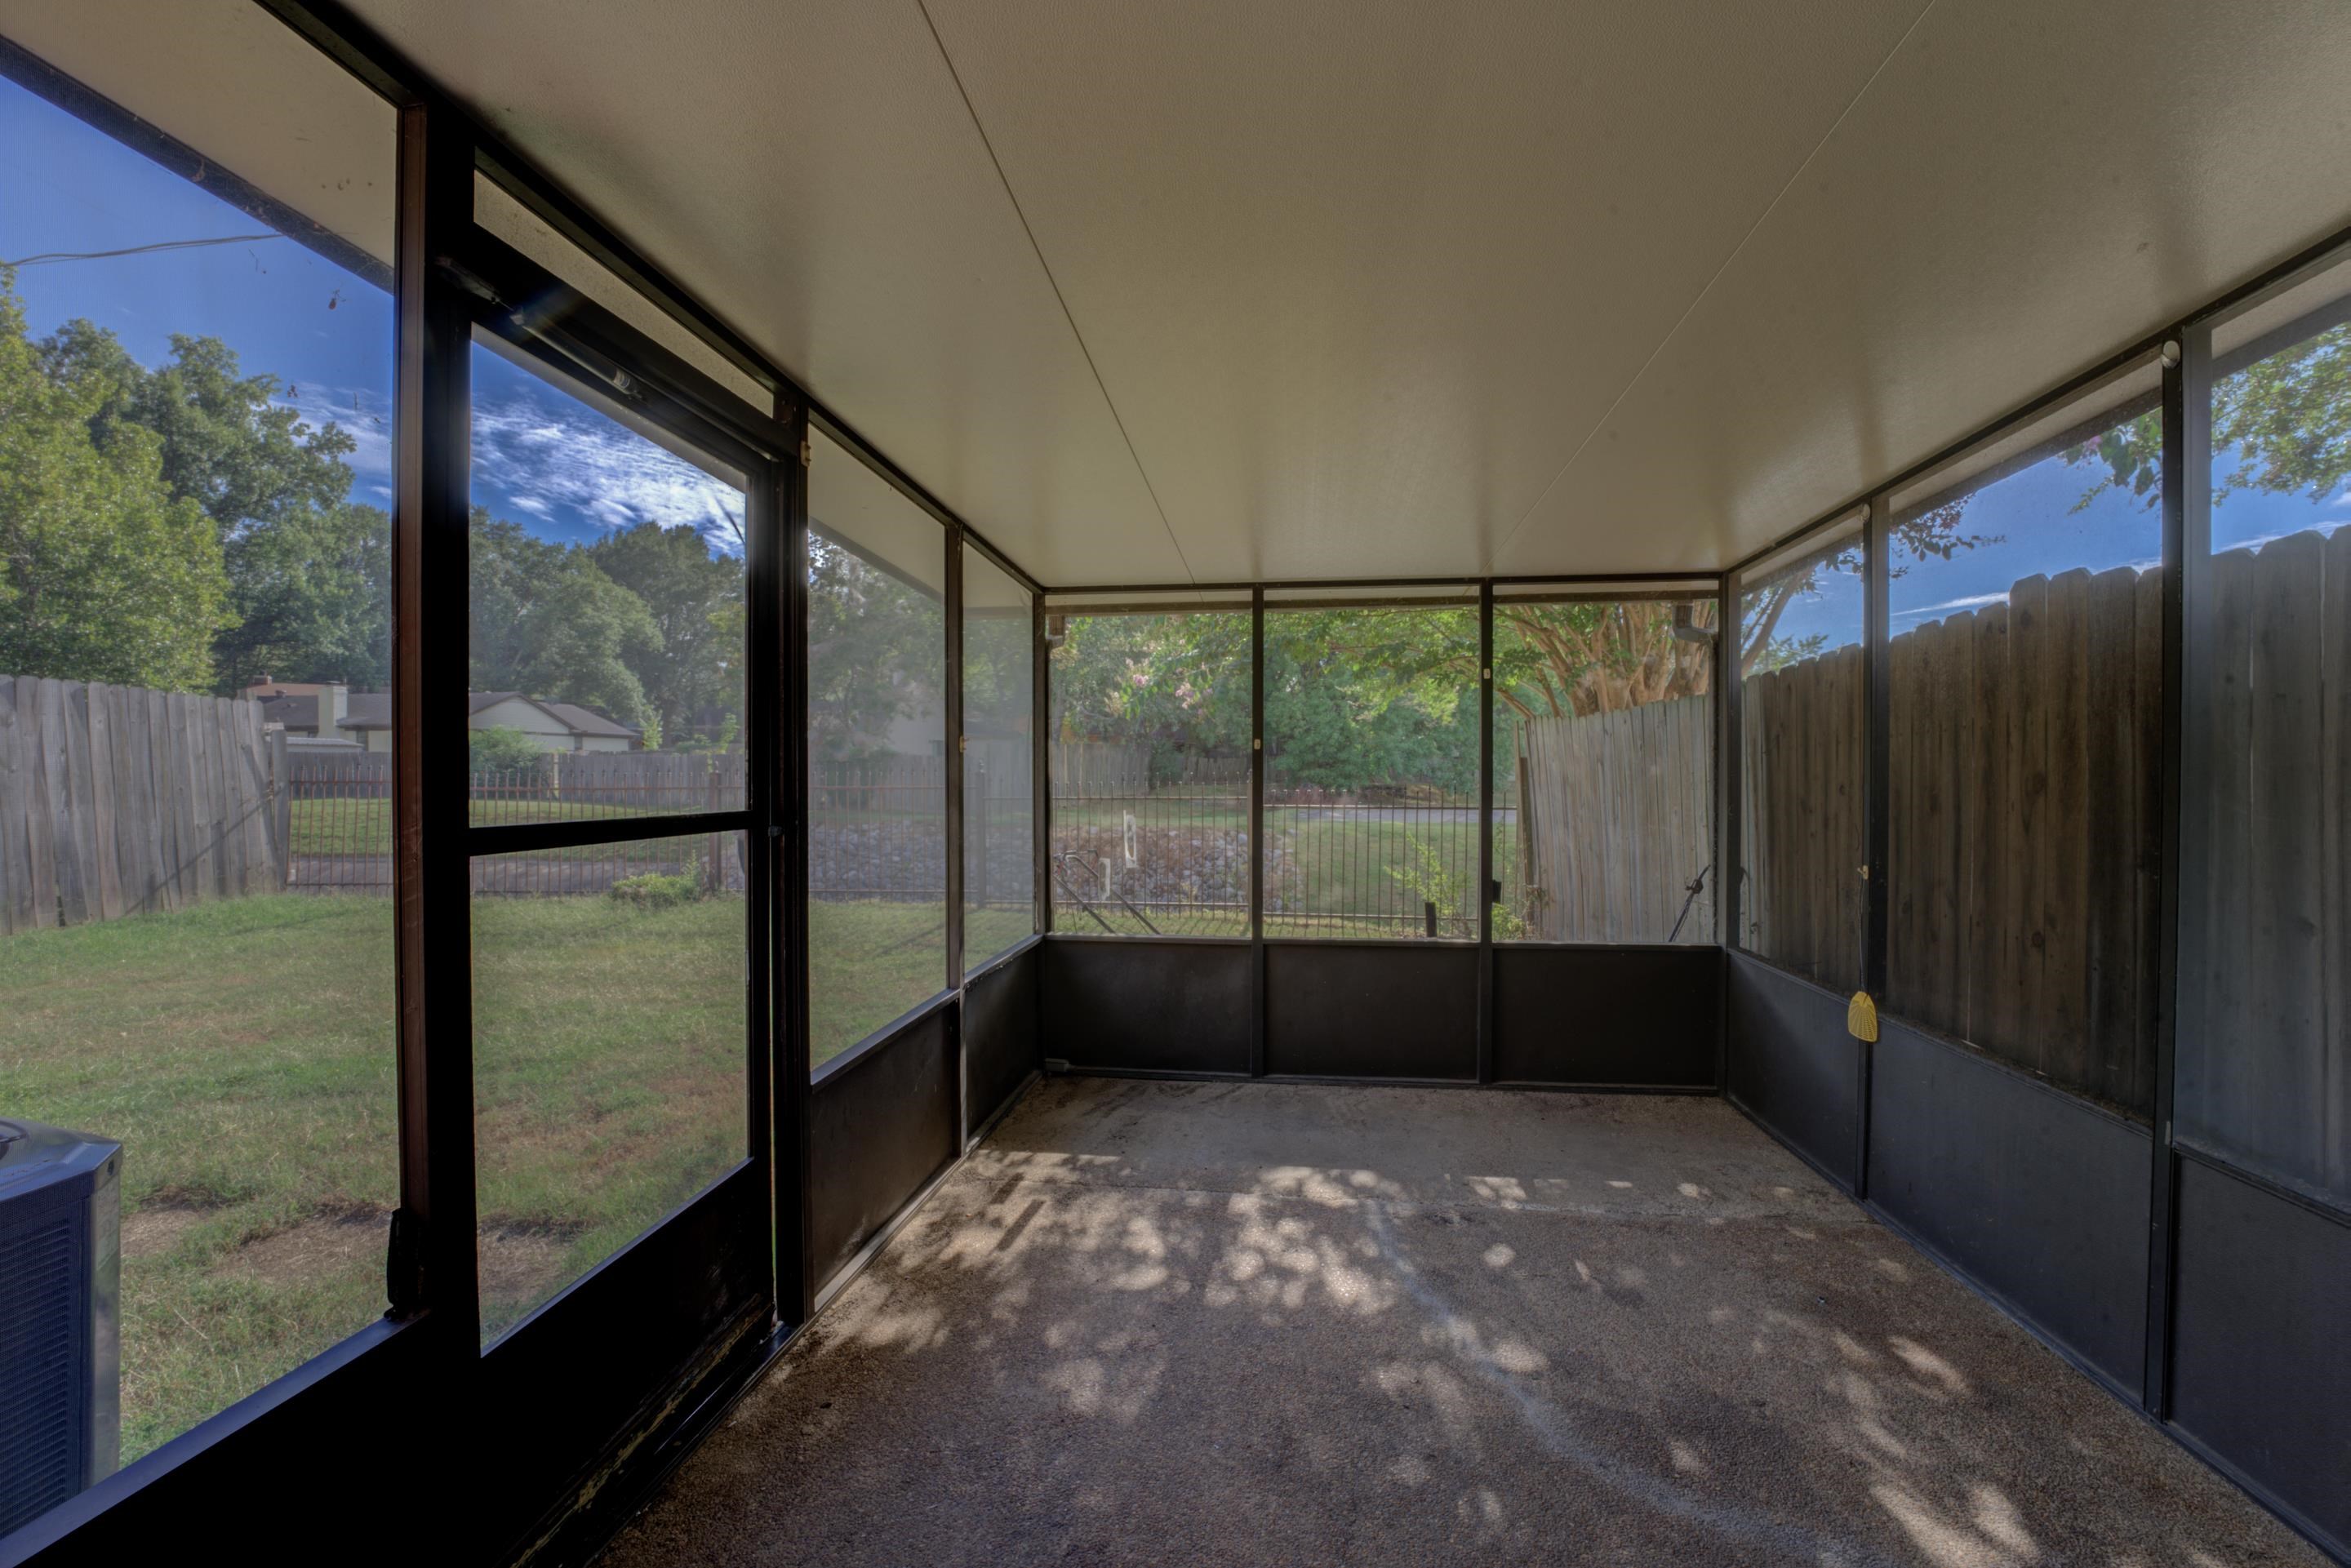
[1727, 951, 1858, 1189]
[1869, 1019, 2150, 1394]
[2171, 1157, 2351, 1557]
[811, 1008, 955, 1286]
[477, 1164, 768, 1551]
[10, 1321, 435, 1566]
[1264, 943, 1477, 1080]
[1492, 945, 1718, 1086]
[965, 944, 1038, 1138]
[1042, 939, 1251, 1073]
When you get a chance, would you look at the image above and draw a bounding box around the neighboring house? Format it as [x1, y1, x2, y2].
[882, 696, 949, 761]
[247, 680, 641, 753]
[467, 691, 643, 753]
[251, 682, 390, 752]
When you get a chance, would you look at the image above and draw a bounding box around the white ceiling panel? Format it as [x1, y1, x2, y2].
[335, 0, 1187, 586]
[921, 0, 1925, 584]
[1498, 0, 2351, 575]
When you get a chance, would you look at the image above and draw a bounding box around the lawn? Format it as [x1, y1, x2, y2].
[806, 901, 1037, 1065]
[1, 889, 1020, 1462]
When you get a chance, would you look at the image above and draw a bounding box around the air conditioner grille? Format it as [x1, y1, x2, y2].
[0, 1213, 82, 1535]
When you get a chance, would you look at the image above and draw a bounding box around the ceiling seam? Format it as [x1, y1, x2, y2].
[1487, 0, 1944, 571]
[912, 0, 1198, 584]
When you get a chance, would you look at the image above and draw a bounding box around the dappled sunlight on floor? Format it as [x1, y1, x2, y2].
[607, 1080, 2324, 1568]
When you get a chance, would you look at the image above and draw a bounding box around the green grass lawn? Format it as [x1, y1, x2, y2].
[805, 902, 1037, 1065]
[2, 890, 1020, 1462]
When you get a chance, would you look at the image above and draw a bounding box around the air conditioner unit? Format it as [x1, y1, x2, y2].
[0, 1119, 122, 1538]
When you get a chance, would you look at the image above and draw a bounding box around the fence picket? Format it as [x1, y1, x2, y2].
[0, 676, 24, 934]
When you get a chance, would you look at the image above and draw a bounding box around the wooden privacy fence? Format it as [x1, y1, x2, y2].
[1882, 562, 2163, 1114]
[2186, 527, 2351, 1195]
[1740, 643, 1867, 996]
[536, 748, 745, 808]
[0, 675, 284, 935]
[1513, 693, 1714, 944]
[1742, 561, 2164, 1113]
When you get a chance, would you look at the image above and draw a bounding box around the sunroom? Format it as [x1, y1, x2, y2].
[0, 2, 2346, 1566]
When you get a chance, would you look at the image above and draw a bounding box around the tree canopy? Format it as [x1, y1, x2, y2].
[0, 272, 232, 689]
[805, 531, 944, 762]
[0, 270, 751, 750]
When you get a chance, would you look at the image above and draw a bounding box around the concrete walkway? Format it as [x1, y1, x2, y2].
[604, 1079, 2324, 1567]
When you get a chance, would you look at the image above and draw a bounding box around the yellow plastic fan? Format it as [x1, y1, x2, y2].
[1847, 990, 1879, 1043]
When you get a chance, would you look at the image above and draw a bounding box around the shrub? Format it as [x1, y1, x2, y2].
[469, 725, 547, 780]
[607, 872, 703, 910]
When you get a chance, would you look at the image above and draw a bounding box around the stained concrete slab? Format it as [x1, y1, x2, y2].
[602, 1079, 2327, 1568]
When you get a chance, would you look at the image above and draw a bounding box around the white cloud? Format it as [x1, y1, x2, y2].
[470, 392, 743, 551]
[1892, 590, 2010, 622]
[274, 383, 393, 481]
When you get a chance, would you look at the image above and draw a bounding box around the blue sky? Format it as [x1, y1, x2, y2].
[1761, 433, 2351, 652]
[1, 74, 740, 558]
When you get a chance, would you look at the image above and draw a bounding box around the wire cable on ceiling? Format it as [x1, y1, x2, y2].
[2, 233, 282, 267]
[912, 0, 1198, 585]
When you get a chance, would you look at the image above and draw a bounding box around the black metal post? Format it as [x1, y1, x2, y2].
[1250, 589, 1267, 1077]
[944, 525, 967, 1148]
[1476, 582, 1495, 1083]
[1856, 497, 1891, 1201]
[945, 526, 967, 992]
[778, 400, 816, 1326]
[1716, 566, 1740, 1089]
[741, 448, 780, 1325]
[1033, 589, 1051, 938]
[391, 96, 478, 1352]
[2144, 328, 2198, 1416]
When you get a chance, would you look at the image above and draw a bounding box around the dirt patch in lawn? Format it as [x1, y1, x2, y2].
[122, 1199, 218, 1262]
[216, 1206, 584, 1310]
[477, 1218, 587, 1309]
[224, 1204, 392, 1286]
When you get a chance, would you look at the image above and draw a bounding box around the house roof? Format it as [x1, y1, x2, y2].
[256, 692, 318, 730]
[472, 691, 640, 738]
[257, 690, 631, 738]
[537, 702, 639, 739]
[256, 691, 392, 732]
[340, 694, 392, 731]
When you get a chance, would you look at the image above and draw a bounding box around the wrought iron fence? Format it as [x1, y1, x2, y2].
[287, 743, 1490, 937]
[1044, 748, 1492, 938]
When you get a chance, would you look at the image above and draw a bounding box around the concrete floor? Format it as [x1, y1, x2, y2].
[604, 1079, 2325, 1567]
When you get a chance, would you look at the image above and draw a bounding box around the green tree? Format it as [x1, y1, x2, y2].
[1047, 610, 1252, 772]
[0, 273, 232, 688]
[806, 532, 943, 761]
[2069, 322, 2351, 511]
[469, 510, 663, 744]
[38, 321, 383, 691]
[1494, 599, 1718, 722]
[1263, 607, 1479, 795]
[586, 520, 743, 749]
